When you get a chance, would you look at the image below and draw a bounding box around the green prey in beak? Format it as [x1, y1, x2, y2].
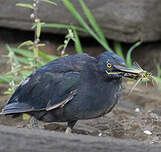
[112, 62, 157, 94]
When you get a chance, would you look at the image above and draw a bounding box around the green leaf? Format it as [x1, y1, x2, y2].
[154, 77, 161, 90]
[28, 46, 35, 51]
[36, 21, 41, 39]
[20, 70, 32, 77]
[10, 48, 34, 58]
[126, 41, 142, 66]
[6, 45, 20, 66]
[33, 47, 39, 59]
[18, 40, 34, 48]
[156, 65, 161, 78]
[61, 0, 113, 52]
[0, 75, 11, 83]
[16, 3, 33, 9]
[38, 50, 59, 62]
[38, 51, 52, 62]
[37, 61, 46, 67]
[154, 59, 161, 78]
[32, 23, 37, 29]
[113, 41, 125, 61]
[73, 29, 83, 54]
[57, 44, 64, 51]
[16, 56, 31, 65]
[37, 43, 46, 47]
[22, 113, 31, 120]
[40, 0, 57, 5]
[4, 90, 14, 95]
[42, 23, 86, 32]
[79, 0, 107, 45]
[47, 55, 59, 60]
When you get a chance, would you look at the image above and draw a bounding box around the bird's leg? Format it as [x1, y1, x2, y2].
[30, 116, 38, 128]
[65, 121, 77, 134]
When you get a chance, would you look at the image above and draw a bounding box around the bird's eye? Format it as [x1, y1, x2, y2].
[106, 63, 112, 68]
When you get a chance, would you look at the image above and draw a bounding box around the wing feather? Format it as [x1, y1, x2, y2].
[2, 54, 95, 114]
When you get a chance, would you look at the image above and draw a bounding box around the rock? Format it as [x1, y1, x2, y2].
[0, 125, 161, 152]
[0, 0, 161, 42]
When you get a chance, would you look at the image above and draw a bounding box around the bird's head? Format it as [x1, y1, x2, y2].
[97, 51, 140, 79]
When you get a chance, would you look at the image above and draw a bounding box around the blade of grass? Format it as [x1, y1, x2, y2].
[155, 77, 161, 89]
[78, 0, 107, 45]
[16, 56, 31, 65]
[61, 0, 113, 52]
[38, 50, 59, 61]
[126, 41, 142, 66]
[10, 48, 34, 58]
[40, 0, 57, 6]
[156, 65, 161, 78]
[73, 29, 83, 54]
[154, 59, 161, 78]
[18, 40, 34, 49]
[113, 41, 125, 61]
[36, 21, 41, 39]
[16, 3, 33, 9]
[20, 70, 32, 76]
[0, 75, 11, 83]
[4, 90, 14, 94]
[42, 23, 87, 33]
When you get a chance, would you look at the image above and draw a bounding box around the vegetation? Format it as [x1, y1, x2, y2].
[0, 0, 83, 94]
[0, 0, 160, 95]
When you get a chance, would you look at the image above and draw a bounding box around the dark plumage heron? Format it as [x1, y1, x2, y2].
[1, 51, 138, 133]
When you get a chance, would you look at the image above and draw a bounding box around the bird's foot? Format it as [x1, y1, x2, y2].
[65, 127, 72, 134]
[30, 117, 39, 129]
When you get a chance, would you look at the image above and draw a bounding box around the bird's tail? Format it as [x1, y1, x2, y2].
[0, 102, 33, 115]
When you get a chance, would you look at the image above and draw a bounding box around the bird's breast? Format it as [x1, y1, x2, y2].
[64, 79, 122, 120]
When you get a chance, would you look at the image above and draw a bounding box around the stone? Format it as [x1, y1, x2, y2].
[0, 0, 161, 42]
[0, 125, 161, 152]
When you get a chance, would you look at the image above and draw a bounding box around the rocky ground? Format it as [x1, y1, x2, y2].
[0, 28, 161, 150]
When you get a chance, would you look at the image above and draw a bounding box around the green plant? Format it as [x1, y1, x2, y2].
[0, 0, 91, 95]
[113, 41, 125, 61]
[153, 59, 161, 89]
[154, 59, 161, 78]
[126, 41, 142, 66]
[57, 28, 83, 55]
[16, 0, 57, 65]
[43, 0, 113, 52]
[43, 0, 143, 64]
[0, 45, 58, 94]
[0, 0, 57, 94]
[113, 41, 142, 66]
[0, 0, 141, 93]
[62, 0, 143, 64]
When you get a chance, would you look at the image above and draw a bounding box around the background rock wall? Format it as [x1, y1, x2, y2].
[0, 0, 161, 42]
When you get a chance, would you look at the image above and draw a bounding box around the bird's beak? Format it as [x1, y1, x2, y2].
[113, 64, 140, 79]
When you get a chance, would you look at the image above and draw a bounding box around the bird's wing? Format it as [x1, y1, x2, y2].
[2, 71, 80, 114]
[38, 71, 80, 111]
[2, 53, 96, 115]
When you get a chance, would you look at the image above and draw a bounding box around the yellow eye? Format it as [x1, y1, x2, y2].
[107, 63, 112, 68]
